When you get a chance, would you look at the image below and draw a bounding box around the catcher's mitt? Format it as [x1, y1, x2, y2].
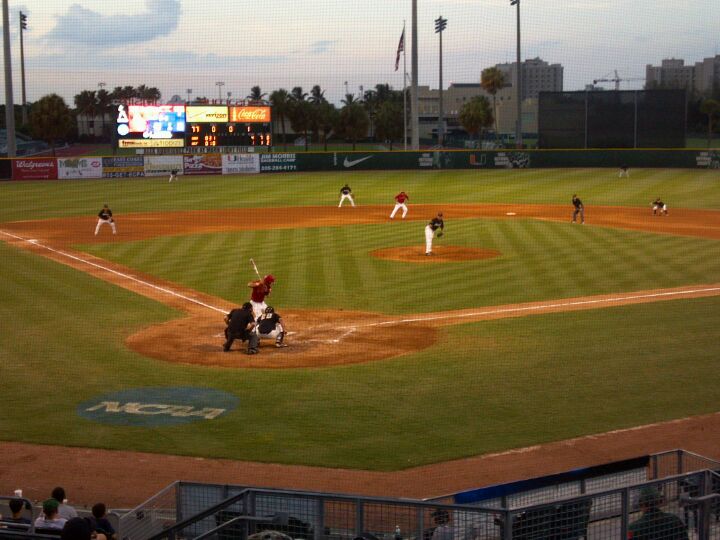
[436, 231, 444, 238]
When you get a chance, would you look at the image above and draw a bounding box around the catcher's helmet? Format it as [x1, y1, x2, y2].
[264, 274, 275, 284]
[265, 306, 275, 314]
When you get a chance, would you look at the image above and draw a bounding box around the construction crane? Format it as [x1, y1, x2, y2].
[593, 70, 645, 90]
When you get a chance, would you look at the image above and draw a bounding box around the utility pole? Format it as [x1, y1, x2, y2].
[434, 15, 447, 147]
[19, 11, 27, 126]
[410, 0, 419, 149]
[2, 0, 16, 157]
[510, 0, 523, 148]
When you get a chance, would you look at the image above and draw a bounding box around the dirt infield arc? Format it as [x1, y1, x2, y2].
[2, 203, 720, 506]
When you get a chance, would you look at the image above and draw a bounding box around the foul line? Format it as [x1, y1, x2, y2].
[0, 230, 227, 315]
[341, 287, 720, 329]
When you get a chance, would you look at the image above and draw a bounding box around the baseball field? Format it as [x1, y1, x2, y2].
[1, 167, 720, 502]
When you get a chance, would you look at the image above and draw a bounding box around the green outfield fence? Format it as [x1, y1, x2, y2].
[1, 149, 719, 181]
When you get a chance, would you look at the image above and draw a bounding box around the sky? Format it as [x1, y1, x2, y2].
[1, 0, 718, 106]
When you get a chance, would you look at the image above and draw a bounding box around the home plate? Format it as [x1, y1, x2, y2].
[506, 212, 517, 216]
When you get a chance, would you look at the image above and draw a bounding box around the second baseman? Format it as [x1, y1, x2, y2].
[390, 191, 409, 219]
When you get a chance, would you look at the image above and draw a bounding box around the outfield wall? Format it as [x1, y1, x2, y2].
[1, 149, 718, 180]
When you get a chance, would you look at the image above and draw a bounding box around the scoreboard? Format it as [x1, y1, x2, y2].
[185, 106, 272, 147]
[116, 104, 272, 148]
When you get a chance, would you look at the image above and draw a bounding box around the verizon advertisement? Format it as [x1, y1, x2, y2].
[58, 157, 103, 179]
[222, 154, 260, 174]
[12, 158, 58, 180]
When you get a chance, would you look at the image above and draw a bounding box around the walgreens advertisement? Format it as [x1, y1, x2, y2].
[12, 158, 58, 180]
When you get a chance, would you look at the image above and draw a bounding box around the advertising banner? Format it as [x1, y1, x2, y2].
[57, 157, 103, 179]
[102, 156, 145, 178]
[183, 153, 222, 175]
[144, 155, 184, 177]
[229, 106, 271, 123]
[222, 153, 260, 174]
[185, 106, 229, 123]
[260, 153, 298, 172]
[12, 158, 58, 180]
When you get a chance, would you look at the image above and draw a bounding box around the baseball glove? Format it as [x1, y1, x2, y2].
[437, 231, 444, 238]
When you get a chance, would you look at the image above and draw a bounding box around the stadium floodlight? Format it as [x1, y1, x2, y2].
[510, 0, 522, 147]
[215, 81, 225, 101]
[434, 16, 448, 147]
[19, 10, 26, 29]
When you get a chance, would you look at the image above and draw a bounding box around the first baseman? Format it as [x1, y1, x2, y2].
[94, 204, 116, 235]
[571, 195, 584, 224]
[338, 184, 355, 207]
[390, 191, 409, 219]
[652, 197, 668, 216]
[425, 212, 444, 255]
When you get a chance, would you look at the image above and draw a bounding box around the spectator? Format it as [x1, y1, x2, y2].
[88, 503, 116, 540]
[1, 498, 31, 530]
[628, 486, 688, 540]
[52, 487, 78, 520]
[34, 499, 67, 531]
[430, 509, 454, 540]
[61, 517, 107, 540]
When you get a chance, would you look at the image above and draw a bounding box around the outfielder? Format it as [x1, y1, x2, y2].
[248, 274, 275, 319]
[168, 169, 178, 183]
[338, 184, 355, 207]
[571, 195, 584, 224]
[390, 191, 409, 219]
[618, 164, 630, 178]
[94, 204, 116, 235]
[255, 306, 288, 348]
[425, 212, 444, 255]
[652, 197, 668, 216]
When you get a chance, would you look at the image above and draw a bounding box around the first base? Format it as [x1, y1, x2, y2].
[506, 212, 517, 216]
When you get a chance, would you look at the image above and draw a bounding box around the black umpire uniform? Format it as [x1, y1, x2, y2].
[223, 302, 259, 354]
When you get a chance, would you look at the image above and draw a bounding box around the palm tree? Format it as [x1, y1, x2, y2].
[362, 89, 379, 140]
[458, 96, 493, 146]
[699, 98, 720, 148]
[338, 101, 369, 150]
[146, 87, 161, 104]
[317, 102, 338, 151]
[269, 89, 290, 150]
[248, 86, 266, 102]
[289, 87, 311, 150]
[309, 85, 326, 105]
[374, 101, 403, 150]
[29, 94, 73, 156]
[73, 90, 97, 116]
[96, 89, 114, 141]
[341, 94, 358, 106]
[481, 67, 506, 139]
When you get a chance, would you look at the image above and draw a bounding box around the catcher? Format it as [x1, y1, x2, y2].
[425, 212, 444, 255]
[94, 204, 117, 235]
[255, 306, 288, 348]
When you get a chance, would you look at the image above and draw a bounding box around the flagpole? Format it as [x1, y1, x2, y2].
[403, 20, 407, 151]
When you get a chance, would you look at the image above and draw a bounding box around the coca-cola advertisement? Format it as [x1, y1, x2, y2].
[229, 106, 271, 123]
[12, 158, 58, 180]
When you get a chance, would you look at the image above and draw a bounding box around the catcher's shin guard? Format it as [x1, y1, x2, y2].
[275, 331, 287, 347]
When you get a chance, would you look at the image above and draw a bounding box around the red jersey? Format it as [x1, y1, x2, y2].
[250, 282, 271, 302]
[395, 192, 409, 204]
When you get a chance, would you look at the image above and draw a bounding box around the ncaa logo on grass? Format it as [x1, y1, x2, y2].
[78, 387, 238, 427]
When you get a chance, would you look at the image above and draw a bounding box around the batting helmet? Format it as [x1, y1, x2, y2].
[264, 274, 275, 284]
[265, 306, 275, 314]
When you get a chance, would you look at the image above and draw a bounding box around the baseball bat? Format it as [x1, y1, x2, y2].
[250, 258, 261, 280]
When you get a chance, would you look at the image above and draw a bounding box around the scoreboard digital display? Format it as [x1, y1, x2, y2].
[115, 105, 272, 148]
[185, 106, 272, 148]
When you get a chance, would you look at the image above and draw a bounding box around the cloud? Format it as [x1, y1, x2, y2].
[45, 0, 181, 48]
[309, 40, 337, 55]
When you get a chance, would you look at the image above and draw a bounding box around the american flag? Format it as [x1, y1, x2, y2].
[395, 28, 405, 71]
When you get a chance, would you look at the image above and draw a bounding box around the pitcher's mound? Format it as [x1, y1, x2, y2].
[372, 245, 501, 263]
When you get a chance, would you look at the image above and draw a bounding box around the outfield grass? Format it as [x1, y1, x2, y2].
[1, 168, 720, 469]
[1, 168, 720, 224]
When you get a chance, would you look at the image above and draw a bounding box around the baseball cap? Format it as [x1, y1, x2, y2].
[43, 499, 59, 514]
[242, 302, 253, 310]
[638, 486, 662, 506]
